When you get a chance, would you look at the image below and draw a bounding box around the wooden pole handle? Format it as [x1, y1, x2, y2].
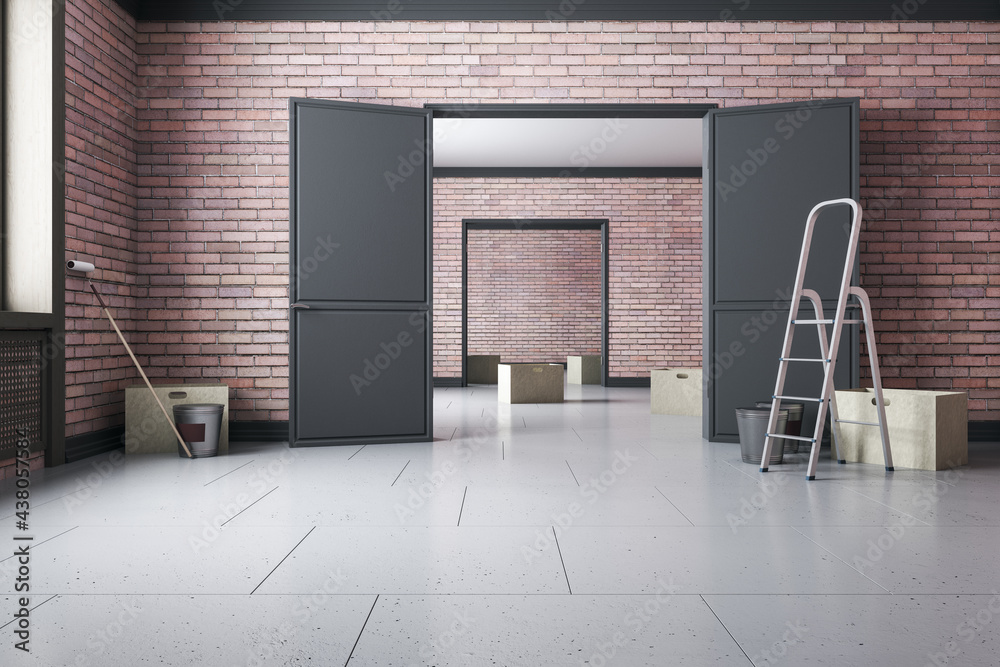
[90, 283, 194, 458]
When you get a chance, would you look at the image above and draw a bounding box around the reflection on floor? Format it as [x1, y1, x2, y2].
[2, 384, 998, 665]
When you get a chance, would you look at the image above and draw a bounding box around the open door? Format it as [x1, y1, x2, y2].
[289, 99, 433, 447]
[703, 98, 860, 442]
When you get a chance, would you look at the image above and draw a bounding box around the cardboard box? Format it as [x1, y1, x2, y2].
[499, 364, 564, 404]
[834, 388, 967, 471]
[125, 383, 230, 455]
[651, 368, 703, 416]
[568, 355, 601, 385]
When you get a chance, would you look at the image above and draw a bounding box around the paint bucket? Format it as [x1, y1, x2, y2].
[736, 407, 786, 465]
[173, 404, 224, 458]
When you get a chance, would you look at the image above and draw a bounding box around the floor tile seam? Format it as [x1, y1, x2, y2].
[787, 526, 893, 595]
[220, 486, 280, 527]
[250, 526, 316, 595]
[202, 460, 256, 487]
[345, 594, 380, 666]
[698, 595, 756, 666]
[650, 486, 696, 526]
[835, 484, 933, 526]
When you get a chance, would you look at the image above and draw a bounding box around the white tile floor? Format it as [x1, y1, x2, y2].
[2, 384, 999, 665]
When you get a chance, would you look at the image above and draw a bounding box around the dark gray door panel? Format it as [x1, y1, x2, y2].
[711, 309, 854, 440]
[711, 104, 853, 304]
[294, 104, 427, 304]
[295, 310, 428, 441]
[704, 99, 860, 442]
[290, 98, 433, 447]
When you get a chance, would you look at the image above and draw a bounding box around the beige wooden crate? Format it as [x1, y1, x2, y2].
[499, 364, 564, 404]
[651, 368, 703, 416]
[834, 388, 967, 471]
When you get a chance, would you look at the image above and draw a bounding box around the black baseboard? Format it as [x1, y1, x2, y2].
[606, 377, 651, 388]
[65, 426, 125, 463]
[433, 377, 463, 387]
[968, 421, 1000, 443]
[230, 421, 289, 442]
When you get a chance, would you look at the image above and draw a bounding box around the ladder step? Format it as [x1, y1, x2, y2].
[780, 357, 828, 363]
[774, 395, 825, 403]
[792, 319, 865, 325]
[835, 419, 881, 427]
[767, 433, 816, 443]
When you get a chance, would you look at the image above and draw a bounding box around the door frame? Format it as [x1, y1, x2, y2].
[461, 219, 610, 387]
[288, 97, 434, 447]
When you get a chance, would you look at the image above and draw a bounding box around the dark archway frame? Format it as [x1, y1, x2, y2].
[462, 219, 610, 387]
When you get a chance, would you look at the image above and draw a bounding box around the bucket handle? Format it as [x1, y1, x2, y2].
[168, 391, 188, 399]
[872, 397, 890, 407]
[676, 373, 689, 379]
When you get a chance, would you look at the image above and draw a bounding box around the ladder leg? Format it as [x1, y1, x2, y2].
[852, 288, 893, 471]
[829, 390, 845, 464]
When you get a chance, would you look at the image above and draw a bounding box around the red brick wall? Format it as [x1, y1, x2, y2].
[65, 16, 1000, 430]
[466, 227, 603, 364]
[64, 0, 140, 437]
[435, 179, 702, 377]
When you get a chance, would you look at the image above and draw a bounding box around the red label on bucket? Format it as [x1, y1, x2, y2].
[177, 422, 206, 443]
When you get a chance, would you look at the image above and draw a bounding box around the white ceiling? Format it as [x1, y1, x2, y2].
[432, 116, 704, 169]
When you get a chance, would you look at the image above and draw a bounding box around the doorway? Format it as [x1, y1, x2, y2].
[461, 219, 609, 387]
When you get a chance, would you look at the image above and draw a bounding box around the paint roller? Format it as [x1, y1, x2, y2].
[67, 259, 194, 458]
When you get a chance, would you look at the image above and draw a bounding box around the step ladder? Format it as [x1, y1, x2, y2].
[760, 198, 893, 480]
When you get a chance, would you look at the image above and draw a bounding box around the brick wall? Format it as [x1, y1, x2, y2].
[466, 227, 603, 365]
[64, 0, 140, 437]
[435, 179, 702, 377]
[64, 15, 1000, 431]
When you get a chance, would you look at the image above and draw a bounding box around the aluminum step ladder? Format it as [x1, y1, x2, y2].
[759, 198, 893, 480]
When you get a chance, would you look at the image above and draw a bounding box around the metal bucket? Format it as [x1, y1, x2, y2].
[756, 401, 804, 453]
[173, 403, 224, 458]
[736, 407, 787, 465]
